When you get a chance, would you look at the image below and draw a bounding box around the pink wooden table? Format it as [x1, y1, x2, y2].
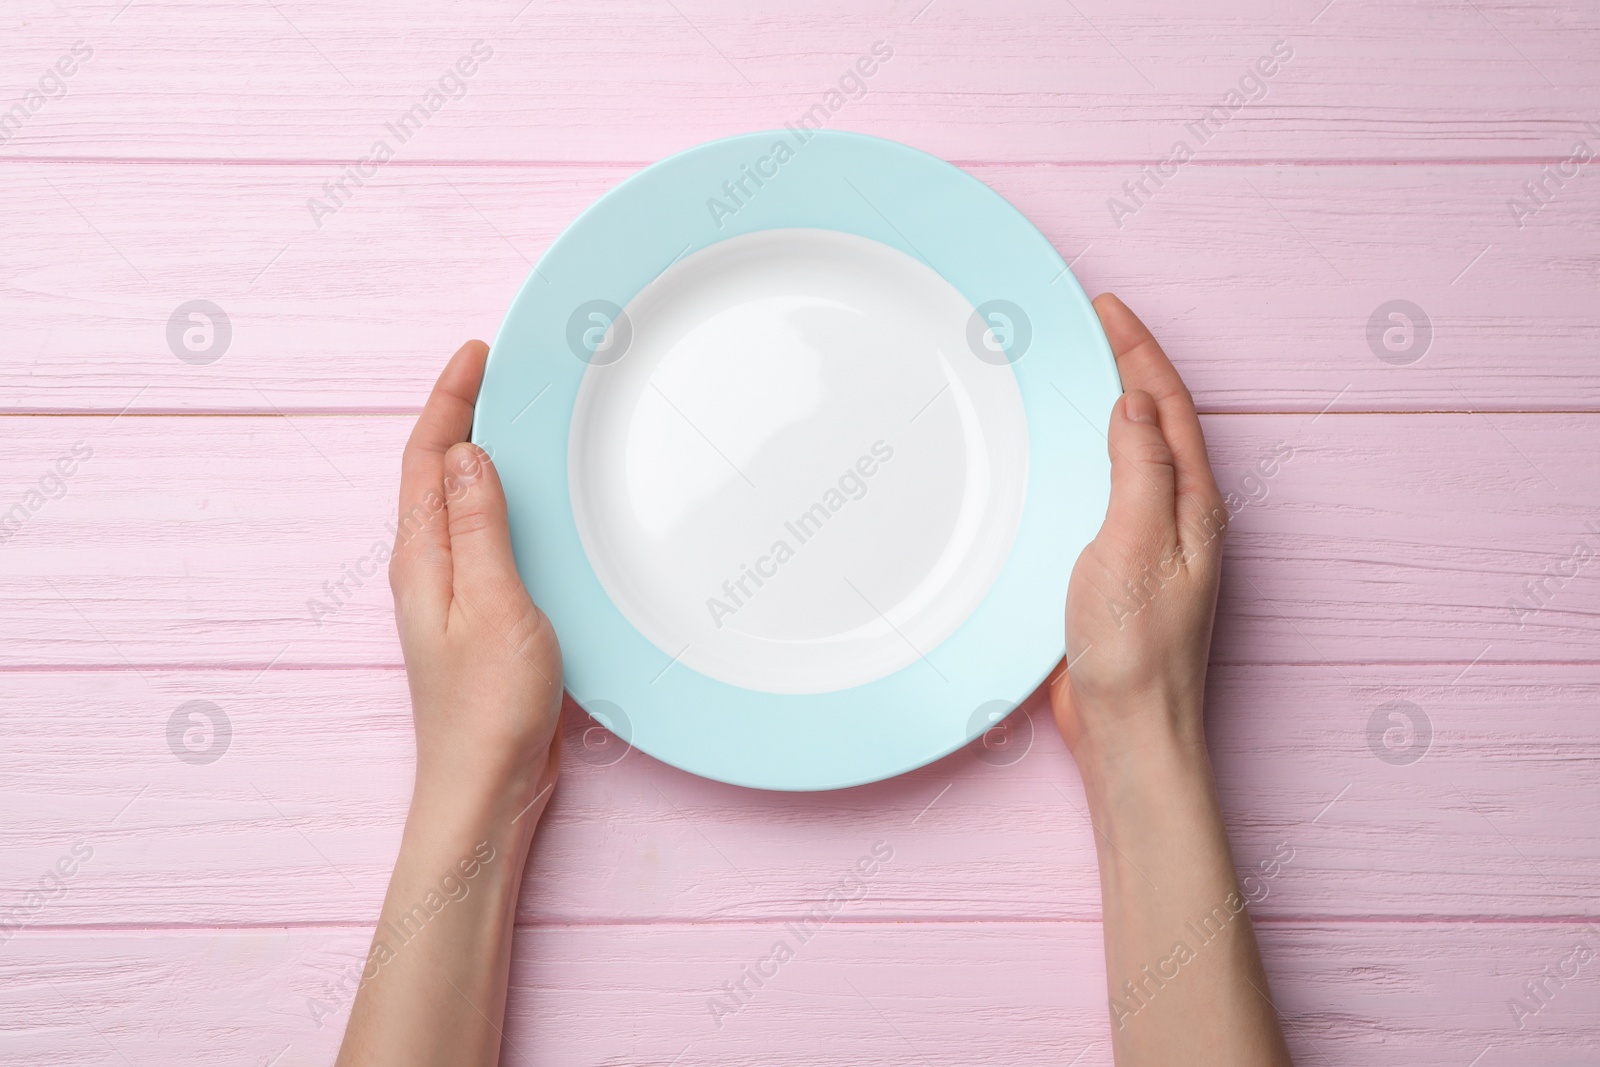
[3, 1, 1599, 1063]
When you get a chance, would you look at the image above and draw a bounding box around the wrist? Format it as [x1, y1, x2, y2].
[1068, 695, 1212, 808]
[1069, 703, 1234, 893]
[409, 746, 557, 855]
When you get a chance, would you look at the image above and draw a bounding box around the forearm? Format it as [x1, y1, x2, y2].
[351, 339, 564, 1064]
[336, 778, 541, 1067]
[1077, 704, 1292, 1066]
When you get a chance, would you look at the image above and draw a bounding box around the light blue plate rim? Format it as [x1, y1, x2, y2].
[474, 129, 1119, 792]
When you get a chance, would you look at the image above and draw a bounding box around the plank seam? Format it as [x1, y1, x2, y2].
[8, 660, 1600, 673]
[4, 156, 1599, 169]
[12, 915, 1600, 935]
[5, 410, 1600, 418]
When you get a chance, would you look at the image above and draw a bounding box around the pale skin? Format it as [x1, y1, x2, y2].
[336, 294, 1293, 1066]
[1052, 295, 1294, 1066]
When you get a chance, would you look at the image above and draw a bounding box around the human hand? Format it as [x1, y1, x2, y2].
[1049, 295, 1228, 771]
[389, 340, 563, 832]
[1047, 297, 1292, 1066]
[336, 341, 563, 1067]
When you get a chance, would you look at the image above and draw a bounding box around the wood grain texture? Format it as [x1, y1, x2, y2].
[3, 0, 1599, 163]
[1, 412, 1595, 667]
[0, 664, 1594, 924]
[4, 0, 1599, 1058]
[2, 162, 1597, 413]
[3, 922, 1597, 1066]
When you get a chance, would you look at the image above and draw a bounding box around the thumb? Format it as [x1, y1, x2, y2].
[1102, 389, 1178, 548]
[443, 442, 525, 603]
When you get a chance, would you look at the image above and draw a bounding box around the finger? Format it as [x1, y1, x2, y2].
[407, 340, 490, 461]
[392, 341, 490, 617]
[442, 442, 526, 608]
[1092, 294, 1223, 545]
[1101, 389, 1177, 553]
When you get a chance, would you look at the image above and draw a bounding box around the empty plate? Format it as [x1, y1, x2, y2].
[475, 130, 1118, 791]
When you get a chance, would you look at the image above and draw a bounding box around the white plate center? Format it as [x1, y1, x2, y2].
[568, 228, 1029, 694]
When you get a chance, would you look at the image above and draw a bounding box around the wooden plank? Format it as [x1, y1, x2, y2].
[3, 0, 1599, 163]
[0, 664, 1595, 924]
[1, 921, 1596, 1064]
[3, 162, 1597, 413]
[1, 412, 1596, 668]
[3, 1, 1595, 1057]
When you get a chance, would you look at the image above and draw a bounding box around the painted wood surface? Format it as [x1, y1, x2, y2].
[2, 162, 1597, 413]
[4, 923, 1598, 1065]
[1, 413, 1596, 666]
[0, 664, 1596, 925]
[2, 0, 1598, 1063]
[4, 0, 1600, 164]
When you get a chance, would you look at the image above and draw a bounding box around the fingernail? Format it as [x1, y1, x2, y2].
[1124, 390, 1158, 425]
[451, 444, 481, 483]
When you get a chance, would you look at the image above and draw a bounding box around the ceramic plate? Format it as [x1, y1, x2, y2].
[474, 130, 1119, 791]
